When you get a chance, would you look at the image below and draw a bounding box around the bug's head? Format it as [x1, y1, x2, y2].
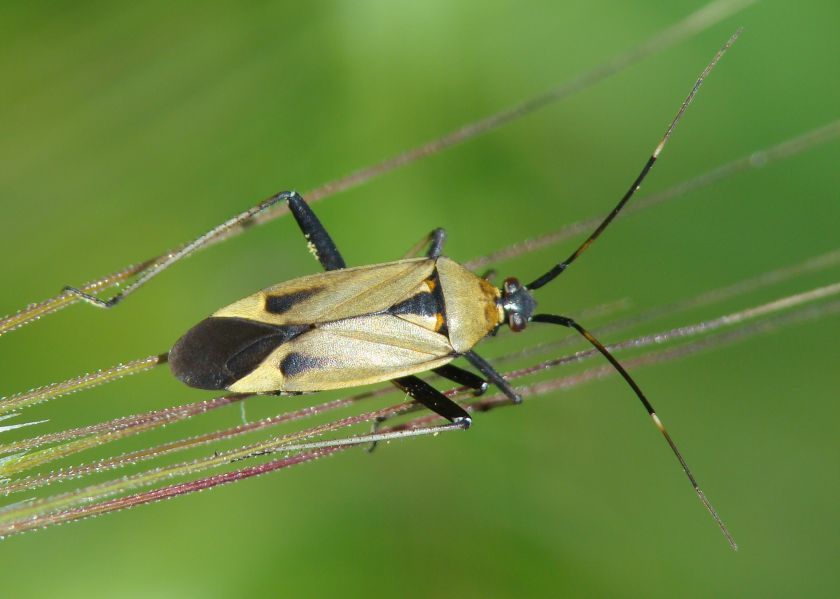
[500, 277, 537, 332]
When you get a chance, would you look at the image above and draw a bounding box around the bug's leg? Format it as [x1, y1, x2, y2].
[368, 374, 470, 453]
[425, 228, 447, 258]
[526, 33, 739, 291]
[432, 364, 488, 395]
[365, 415, 389, 453]
[393, 375, 471, 427]
[402, 228, 447, 259]
[480, 268, 497, 283]
[286, 192, 347, 271]
[463, 351, 521, 404]
[65, 190, 301, 308]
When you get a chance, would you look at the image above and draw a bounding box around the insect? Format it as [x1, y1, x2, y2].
[63, 35, 739, 548]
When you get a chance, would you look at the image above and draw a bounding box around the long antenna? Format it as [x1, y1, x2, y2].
[527, 30, 742, 291]
[531, 313, 737, 550]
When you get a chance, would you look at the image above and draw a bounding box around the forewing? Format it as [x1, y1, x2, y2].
[214, 258, 436, 325]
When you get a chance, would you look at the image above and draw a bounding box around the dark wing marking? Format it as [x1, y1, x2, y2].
[265, 288, 323, 314]
[169, 317, 309, 390]
[389, 291, 437, 318]
[388, 271, 449, 335]
[214, 259, 436, 326]
[279, 352, 326, 378]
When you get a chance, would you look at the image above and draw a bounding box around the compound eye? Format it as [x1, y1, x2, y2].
[509, 312, 527, 332]
[503, 278, 521, 295]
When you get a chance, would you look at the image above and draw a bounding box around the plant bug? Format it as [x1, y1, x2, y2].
[64, 33, 740, 549]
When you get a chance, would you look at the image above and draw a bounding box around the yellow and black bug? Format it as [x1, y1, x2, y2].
[64, 35, 739, 548]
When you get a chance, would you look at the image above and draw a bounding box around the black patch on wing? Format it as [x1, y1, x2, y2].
[388, 272, 448, 336]
[265, 288, 322, 314]
[169, 317, 309, 390]
[388, 272, 450, 337]
[279, 352, 326, 378]
[388, 292, 438, 318]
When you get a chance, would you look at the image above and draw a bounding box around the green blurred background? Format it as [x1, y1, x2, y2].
[1, 1, 838, 597]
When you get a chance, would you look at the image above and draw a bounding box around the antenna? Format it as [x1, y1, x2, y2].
[527, 30, 742, 291]
[532, 314, 737, 549]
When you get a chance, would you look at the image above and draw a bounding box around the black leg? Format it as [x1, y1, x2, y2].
[365, 414, 392, 453]
[368, 373, 471, 453]
[402, 228, 447, 259]
[286, 192, 346, 272]
[432, 364, 488, 395]
[463, 351, 521, 404]
[392, 375, 471, 427]
[425, 228, 447, 258]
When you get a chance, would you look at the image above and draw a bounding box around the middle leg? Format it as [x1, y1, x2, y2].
[402, 228, 447, 259]
[432, 364, 488, 395]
